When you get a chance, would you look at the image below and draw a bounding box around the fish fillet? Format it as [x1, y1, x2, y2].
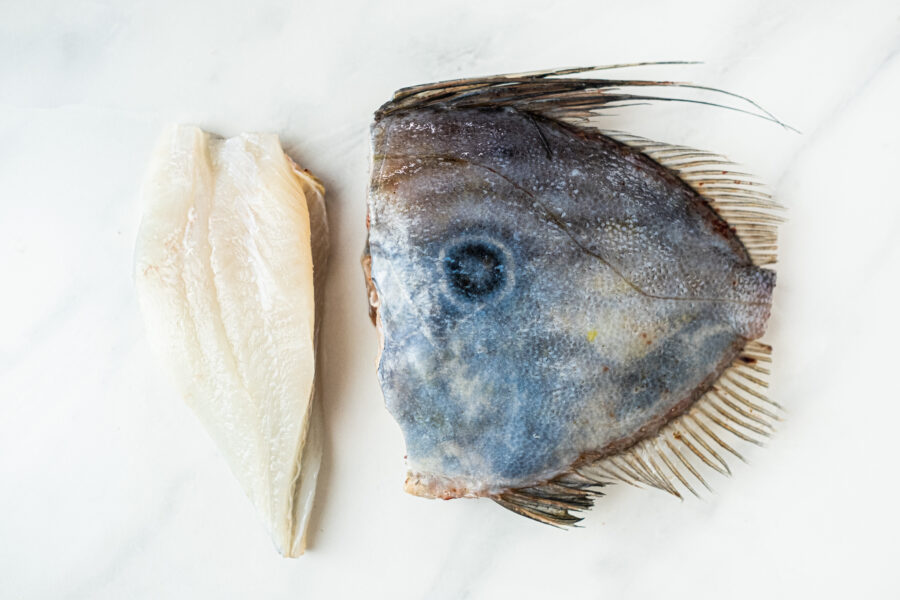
[134, 125, 327, 557]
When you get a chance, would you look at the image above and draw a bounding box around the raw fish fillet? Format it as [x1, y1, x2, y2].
[135, 125, 327, 556]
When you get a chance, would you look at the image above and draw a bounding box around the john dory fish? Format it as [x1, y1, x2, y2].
[363, 65, 783, 525]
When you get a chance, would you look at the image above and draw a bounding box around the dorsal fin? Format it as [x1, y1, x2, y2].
[377, 63, 795, 132]
[495, 341, 779, 526]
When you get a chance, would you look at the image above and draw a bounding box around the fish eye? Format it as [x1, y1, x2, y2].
[442, 240, 508, 302]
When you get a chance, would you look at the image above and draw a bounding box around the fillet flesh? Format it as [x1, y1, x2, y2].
[135, 125, 327, 556]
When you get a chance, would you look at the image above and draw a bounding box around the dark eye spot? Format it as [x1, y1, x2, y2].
[443, 241, 506, 301]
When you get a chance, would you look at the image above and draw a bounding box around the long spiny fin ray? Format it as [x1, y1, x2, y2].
[666, 435, 712, 492]
[624, 451, 661, 486]
[695, 186, 775, 199]
[723, 373, 772, 404]
[718, 382, 780, 420]
[716, 208, 784, 220]
[690, 178, 768, 187]
[378, 65, 794, 134]
[628, 450, 673, 493]
[710, 389, 776, 429]
[691, 414, 746, 462]
[699, 199, 776, 209]
[614, 456, 655, 486]
[654, 438, 699, 497]
[681, 168, 757, 177]
[503, 490, 585, 512]
[581, 463, 639, 487]
[641, 444, 683, 498]
[591, 461, 642, 487]
[735, 361, 770, 375]
[682, 421, 731, 475]
[495, 344, 778, 525]
[706, 397, 773, 437]
[697, 406, 766, 446]
[730, 366, 771, 387]
[493, 497, 580, 527]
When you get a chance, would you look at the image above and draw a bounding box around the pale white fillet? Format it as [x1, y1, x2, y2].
[134, 125, 327, 557]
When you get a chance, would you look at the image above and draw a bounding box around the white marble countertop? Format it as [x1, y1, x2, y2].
[2, 1, 899, 598]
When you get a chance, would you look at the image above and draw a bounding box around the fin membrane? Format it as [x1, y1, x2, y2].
[494, 341, 779, 526]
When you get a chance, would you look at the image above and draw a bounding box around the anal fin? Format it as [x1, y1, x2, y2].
[494, 341, 779, 526]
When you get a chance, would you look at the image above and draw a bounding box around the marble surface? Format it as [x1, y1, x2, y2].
[2, 1, 899, 598]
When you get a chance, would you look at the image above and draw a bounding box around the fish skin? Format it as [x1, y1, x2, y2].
[366, 106, 774, 498]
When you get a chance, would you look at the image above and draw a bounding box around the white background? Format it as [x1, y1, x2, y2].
[2, 1, 899, 598]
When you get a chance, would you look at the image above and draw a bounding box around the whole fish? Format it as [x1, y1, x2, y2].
[363, 66, 782, 525]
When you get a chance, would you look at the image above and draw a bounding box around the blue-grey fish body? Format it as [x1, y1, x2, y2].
[364, 69, 779, 522]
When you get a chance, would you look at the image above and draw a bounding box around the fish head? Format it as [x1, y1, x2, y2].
[366, 106, 775, 498]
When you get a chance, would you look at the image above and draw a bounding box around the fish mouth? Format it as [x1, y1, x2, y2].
[404, 470, 497, 500]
